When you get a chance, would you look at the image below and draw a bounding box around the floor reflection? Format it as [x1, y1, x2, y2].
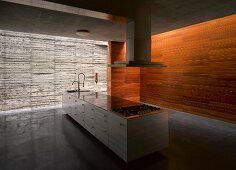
[62, 115, 168, 170]
[0, 108, 235, 170]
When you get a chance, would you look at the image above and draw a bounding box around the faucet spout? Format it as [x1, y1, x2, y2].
[72, 81, 80, 91]
[78, 73, 85, 88]
[72, 81, 78, 85]
[72, 73, 86, 92]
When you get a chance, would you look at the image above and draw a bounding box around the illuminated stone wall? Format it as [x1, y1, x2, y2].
[0, 30, 107, 112]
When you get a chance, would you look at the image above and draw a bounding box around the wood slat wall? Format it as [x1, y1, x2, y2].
[108, 41, 126, 64]
[108, 67, 140, 102]
[108, 42, 140, 102]
[108, 14, 236, 122]
[0, 30, 107, 112]
[141, 14, 236, 122]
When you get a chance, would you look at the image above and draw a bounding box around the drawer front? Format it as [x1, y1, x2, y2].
[109, 137, 127, 161]
[78, 100, 86, 107]
[109, 125, 127, 160]
[63, 94, 129, 161]
[95, 125, 108, 146]
[96, 105, 108, 113]
[83, 118, 96, 136]
[108, 113, 127, 133]
[94, 109, 109, 129]
[109, 126, 127, 149]
[75, 111, 84, 124]
[85, 110, 95, 120]
[85, 113, 95, 124]
[74, 105, 84, 114]
[84, 102, 94, 113]
[95, 116, 108, 129]
[108, 113, 127, 161]
[67, 108, 84, 125]
[94, 106, 109, 118]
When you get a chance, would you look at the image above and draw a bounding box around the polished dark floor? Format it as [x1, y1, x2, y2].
[0, 108, 235, 170]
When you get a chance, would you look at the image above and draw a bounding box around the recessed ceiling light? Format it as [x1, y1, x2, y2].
[76, 30, 90, 36]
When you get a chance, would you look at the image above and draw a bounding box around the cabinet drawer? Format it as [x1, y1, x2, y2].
[78, 100, 86, 106]
[95, 115, 108, 129]
[108, 113, 127, 161]
[84, 103, 96, 114]
[85, 113, 95, 124]
[108, 113, 127, 132]
[94, 107, 109, 118]
[85, 110, 94, 119]
[83, 119, 96, 136]
[109, 127, 127, 145]
[94, 110, 108, 119]
[76, 105, 85, 114]
[95, 125, 108, 145]
[109, 137, 127, 160]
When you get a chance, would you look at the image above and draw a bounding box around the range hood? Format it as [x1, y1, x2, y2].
[109, 3, 166, 68]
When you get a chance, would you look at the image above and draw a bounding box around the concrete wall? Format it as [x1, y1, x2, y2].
[0, 30, 107, 112]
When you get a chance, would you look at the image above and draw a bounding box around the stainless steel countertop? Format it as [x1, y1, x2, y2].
[66, 91, 163, 119]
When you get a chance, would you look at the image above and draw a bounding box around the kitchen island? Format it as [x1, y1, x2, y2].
[62, 91, 168, 162]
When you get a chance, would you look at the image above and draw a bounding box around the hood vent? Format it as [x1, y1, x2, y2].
[110, 61, 165, 67]
[109, 3, 166, 68]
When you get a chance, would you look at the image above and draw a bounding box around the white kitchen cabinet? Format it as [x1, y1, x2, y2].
[63, 92, 168, 162]
[108, 112, 127, 160]
[94, 107, 109, 145]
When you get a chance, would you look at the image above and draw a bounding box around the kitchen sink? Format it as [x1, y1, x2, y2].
[67, 90, 91, 93]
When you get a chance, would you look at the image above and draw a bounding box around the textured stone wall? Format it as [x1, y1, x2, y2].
[0, 30, 107, 112]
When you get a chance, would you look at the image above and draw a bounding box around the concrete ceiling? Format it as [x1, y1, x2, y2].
[0, 1, 126, 41]
[150, 0, 236, 34]
[0, 0, 235, 41]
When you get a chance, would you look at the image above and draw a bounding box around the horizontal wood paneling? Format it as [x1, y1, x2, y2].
[109, 67, 140, 102]
[141, 14, 236, 122]
[108, 41, 126, 64]
[107, 42, 140, 102]
[108, 14, 236, 122]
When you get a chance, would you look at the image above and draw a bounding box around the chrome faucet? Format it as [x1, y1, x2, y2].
[72, 73, 86, 91]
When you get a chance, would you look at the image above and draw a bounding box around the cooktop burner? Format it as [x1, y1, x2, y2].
[112, 104, 160, 117]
